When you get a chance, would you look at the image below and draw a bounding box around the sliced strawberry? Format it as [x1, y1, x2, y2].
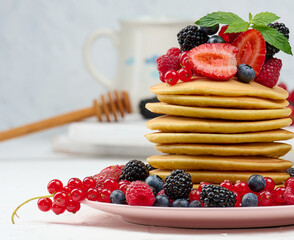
[218, 25, 241, 43]
[188, 43, 238, 80]
[232, 29, 266, 76]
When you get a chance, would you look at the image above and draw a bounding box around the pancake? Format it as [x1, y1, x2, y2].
[150, 77, 288, 100]
[150, 169, 290, 184]
[157, 94, 289, 109]
[146, 102, 291, 121]
[146, 115, 292, 133]
[147, 155, 293, 172]
[155, 142, 292, 158]
[145, 129, 294, 144]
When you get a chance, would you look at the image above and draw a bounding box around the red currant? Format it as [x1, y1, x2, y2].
[96, 187, 103, 202]
[119, 180, 130, 186]
[198, 182, 210, 191]
[86, 188, 99, 201]
[178, 68, 192, 82]
[37, 198, 52, 212]
[100, 189, 111, 203]
[181, 57, 192, 70]
[258, 191, 274, 206]
[179, 51, 188, 65]
[220, 180, 235, 191]
[273, 186, 286, 204]
[83, 176, 97, 190]
[234, 180, 250, 196]
[103, 179, 119, 191]
[63, 186, 71, 195]
[66, 200, 81, 213]
[118, 184, 128, 194]
[264, 177, 275, 191]
[70, 189, 85, 202]
[164, 70, 179, 85]
[189, 189, 201, 201]
[67, 178, 83, 190]
[53, 192, 69, 207]
[159, 72, 165, 83]
[47, 179, 63, 194]
[285, 177, 294, 187]
[234, 192, 242, 207]
[52, 203, 66, 215]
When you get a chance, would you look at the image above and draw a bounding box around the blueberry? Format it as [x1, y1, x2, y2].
[200, 24, 219, 35]
[207, 35, 225, 43]
[145, 175, 163, 194]
[248, 174, 266, 192]
[241, 193, 258, 207]
[236, 64, 255, 83]
[153, 195, 171, 207]
[172, 198, 189, 207]
[110, 190, 126, 204]
[189, 200, 202, 207]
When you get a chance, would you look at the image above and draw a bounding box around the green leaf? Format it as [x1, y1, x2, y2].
[253, 25, 292, 55]
[225, 21, 250, 33]
[252, 12, 280, 25]
[195, 11, 245, 27]
[249, 13, 253, 22]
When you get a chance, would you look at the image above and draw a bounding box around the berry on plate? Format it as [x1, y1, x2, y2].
[207, 35, 225, 43]
[154, 195, 171, 207]
[188, 43, 238, 80]
[254, 58, 282, 88]
[120, 160, 149, 182]
[232, 29, 266, 76]
[248, 174, 266, 192]
[242, 193, 258, 207]
[126, 181, 155, 206]
[200, 24, 219, 35]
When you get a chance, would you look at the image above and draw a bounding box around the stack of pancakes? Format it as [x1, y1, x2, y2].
[145, 77, 294, 184]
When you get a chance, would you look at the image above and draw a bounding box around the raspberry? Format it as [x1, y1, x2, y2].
[218, 25, 241, 43]
[255, 58, 282, 88]
[156, 54, 181, 76]
[278, 82, 288, 91]
[166, 47, 181, 57]
[284, 178, 294, 204]
[126, 181, 155, 206]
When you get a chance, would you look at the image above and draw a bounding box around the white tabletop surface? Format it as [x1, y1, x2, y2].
[2, 129, 294, 240]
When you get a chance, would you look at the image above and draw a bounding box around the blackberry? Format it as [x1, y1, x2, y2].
[146, 164, 156, 172]
[120, 160, 149, 181]
[139, 96, 162, 119]
[163, 169, 193, 200]
[266, 22, 290, 60]
[286, 168, 294, 177]
[177, 25, 209, 51]
[200, 184, 236, 207]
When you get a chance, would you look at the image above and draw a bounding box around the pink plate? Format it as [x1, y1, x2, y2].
[84, 200, 294, 229]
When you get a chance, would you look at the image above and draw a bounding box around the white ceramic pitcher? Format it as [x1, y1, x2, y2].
[83, 17, 191, 111]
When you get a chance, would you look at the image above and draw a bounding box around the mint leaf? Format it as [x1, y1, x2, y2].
[195, 11, 245, 27]
[252, 12, 280, 25]
[225, 21, 250, 33]
[253, 25, 292, 55]
[249, 13, 253, 22]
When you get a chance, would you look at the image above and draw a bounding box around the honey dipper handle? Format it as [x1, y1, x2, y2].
[0, 107, 95, 142]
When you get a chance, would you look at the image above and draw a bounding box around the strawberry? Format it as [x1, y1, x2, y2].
[93, 165, 124, 187]
[218, 25, 241, 43]
[188, 43, 238, 80]
[232, 29, 266, 76]
[254, 58, 282, 88]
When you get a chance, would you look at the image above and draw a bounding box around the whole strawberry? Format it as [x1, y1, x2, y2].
[93, 165, 124, 187]
[255, 58, 282, 88]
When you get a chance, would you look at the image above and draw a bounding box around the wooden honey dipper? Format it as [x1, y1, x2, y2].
[0, 90, 132, 142]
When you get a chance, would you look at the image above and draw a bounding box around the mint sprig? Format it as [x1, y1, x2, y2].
[195, 11, 292, 55]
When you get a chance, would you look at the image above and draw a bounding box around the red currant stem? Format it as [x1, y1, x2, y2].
[11, 193, 54, 224]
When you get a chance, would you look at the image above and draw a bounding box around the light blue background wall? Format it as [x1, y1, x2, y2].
[1, 0, 294, 130]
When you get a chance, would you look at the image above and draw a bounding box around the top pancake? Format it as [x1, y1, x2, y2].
[150, 77, 288, 100]
[157, 95, 289, 109]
